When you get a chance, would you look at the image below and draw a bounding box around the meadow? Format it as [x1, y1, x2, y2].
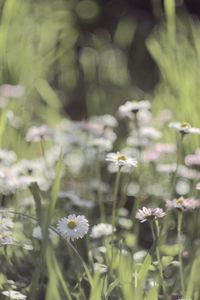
[0, 0, 200, 299]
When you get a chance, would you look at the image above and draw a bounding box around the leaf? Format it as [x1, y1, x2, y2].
[185, 255, 200, 300]
[161, 256, 174, 267]
[29, 182, 43, 226]
[0, 111, 7, 148]
[137, 254, 152, 282]
[48, 151, 64, 224]
[145, 286, 158, 300]
[105, 279, 120, 298]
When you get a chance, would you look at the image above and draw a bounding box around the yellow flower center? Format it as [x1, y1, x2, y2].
[176, 197, 184, 205]
[117, 153, 127, 161]
[67, 220, 77, 229]
[181, 122, 191, 129]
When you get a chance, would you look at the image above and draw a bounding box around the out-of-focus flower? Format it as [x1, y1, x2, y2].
[7, 111, 22, 129]
[0, 166, 33, 195]
[176, 180, 190, 195]
[0, 235, 16, 246]
[196, 182, 200, 190]
[169, 122, 200, 135]
[154, 143, 176, 154]
[185, 149, 200, 166]
[32, 226, 57, 240]
[23, 243, 33, 251]
[57, 214, 89, 241]
[0, 84, 25, 98]
[59, 191, 94, 209]
[105, 152, 137, 168]
[118, 218, 132, 229]
[90, 114, 118, 128]
[103, 128, 117, 143]
[0, 214, 16, 246]
[143, 143, 176, 164]
[136, 109, 152, 127]
[133, 250, 148, 262]
[136, 207, 165, 223]
[139, 127, 162, 140]
[155, 109, 173, 126]
[94, 263, 108, 274]
[1, 290, 27, 299]
[127, 135, 150, 148]
[82, 121, 104, 136]
[156, 163, 176, 174]
[142, 150, 161, 163]
[90, 223, 114, 238]
[178, 165, 200, 180]
[0, 215, 13, 230]
[26, 125, 54, 142]
[88, 138, 113, 152]
[166, 197, 200, 211]
[118, 100, 151, 119]
[0, 149, 17, 165]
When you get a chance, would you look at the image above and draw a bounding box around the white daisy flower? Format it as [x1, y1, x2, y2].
[118, 100, 151, 119]
[139, 127, 162, 140]
[169, 122, 200, 135]
[90, 223, 114, 239]
[57, 214, 89, 241]
[26, 125, 54, 142]
[1, 290, 27, 299]
[105, 152, 137, 168]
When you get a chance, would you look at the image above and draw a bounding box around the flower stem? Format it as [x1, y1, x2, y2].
[95, 156, 105, 222]
[177, 211, 185, 295]
[40, 138, 49, 173]
[111, 167, 121, 232]
[150, 221, 166, 295]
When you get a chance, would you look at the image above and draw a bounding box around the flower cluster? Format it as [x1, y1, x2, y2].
[0, 215, 16, 246]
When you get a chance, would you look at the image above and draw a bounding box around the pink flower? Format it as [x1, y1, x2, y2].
[185, 149, 200, 166]
[154, 143, 176, 154]
[166, 197, 200, 211]
[136, 207, 165, 223]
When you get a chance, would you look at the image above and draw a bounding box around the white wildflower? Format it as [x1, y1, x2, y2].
[105, 152, 137, 168]
[57, 214, 89, 241]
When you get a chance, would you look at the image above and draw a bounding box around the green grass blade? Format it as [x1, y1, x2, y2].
[29, 182, 43, 226]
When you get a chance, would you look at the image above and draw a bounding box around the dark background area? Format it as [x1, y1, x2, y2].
[66, 0, 200, 119]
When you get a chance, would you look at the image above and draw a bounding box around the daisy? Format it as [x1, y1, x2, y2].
[166, 197, 200, 211]
[136, 207, 165, 223]
[57, 214, 89, 241]
[118, 100, 151, 119]
[169, 122, 200, 135]
[1, 290, 27, 299]
[0, 234, 16, 246]
[139, 127, 162, 140]
[105, 152, 137, 168]
[90, 223, 114, 239]
[26, 125, 54, 142]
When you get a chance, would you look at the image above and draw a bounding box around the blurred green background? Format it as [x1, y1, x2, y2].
[0, 0, 200, 130]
